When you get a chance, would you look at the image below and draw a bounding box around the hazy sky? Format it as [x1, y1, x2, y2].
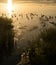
[0, 0, 56, 3]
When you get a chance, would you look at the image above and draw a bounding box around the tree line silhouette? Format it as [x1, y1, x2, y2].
[0, 17, 15, 65]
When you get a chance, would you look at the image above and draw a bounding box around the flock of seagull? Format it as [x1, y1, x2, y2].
[1, 11, 56, 26]
[1, 12, 38, 20]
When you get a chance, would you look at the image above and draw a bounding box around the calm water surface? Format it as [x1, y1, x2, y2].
[0, 2, 56, 48]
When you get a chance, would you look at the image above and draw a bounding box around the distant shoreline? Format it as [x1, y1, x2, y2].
[13, 1, 56, 3]
[0, 1, 56, 3]
[12, 1, 56, 6]
[0, 1, 56, 6]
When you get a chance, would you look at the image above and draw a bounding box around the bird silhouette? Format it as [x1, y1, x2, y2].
[30, 13, 35, 16]
[19, 14, 23, 18]
[45, 16, 49, 21]
[11, 15, 13, 18]
[14, 14, 16, 17]
[41, 14, 45, 17]
[30, 13, 34, 20]
[49, 16, 53, 19]
[26, 14, 29, 20]
[40, 14, 49, 21]
[35, 14, 38, 16]
[49, 22, 56, 26]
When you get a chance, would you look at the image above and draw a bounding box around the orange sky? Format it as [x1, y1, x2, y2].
[0, 0, 55, 3]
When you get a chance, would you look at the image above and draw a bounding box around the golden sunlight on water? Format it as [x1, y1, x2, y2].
[0, 2, 56, 45]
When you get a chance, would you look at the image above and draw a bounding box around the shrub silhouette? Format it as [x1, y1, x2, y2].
[0, 17, 14, 65]
[27, 27, 56, 65]
[37, 27, 56, 65]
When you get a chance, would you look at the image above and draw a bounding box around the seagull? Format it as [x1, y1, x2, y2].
[19, 14, 23, 18]
[30, 13, 35, 16]
[26, 14, 29, 20]
[30, 13, 34, 20]
[49, 16, 53, 19]
[40, 15, 49, 21]
[11, 15, 13, 18]
[14, 14, 16, 17]
[41, 14, 45, 17]
[49, 22, 56, 26]
[35, 14, 38, 16]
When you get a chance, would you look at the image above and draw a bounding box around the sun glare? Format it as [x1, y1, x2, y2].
[7, 0, 13, 18]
